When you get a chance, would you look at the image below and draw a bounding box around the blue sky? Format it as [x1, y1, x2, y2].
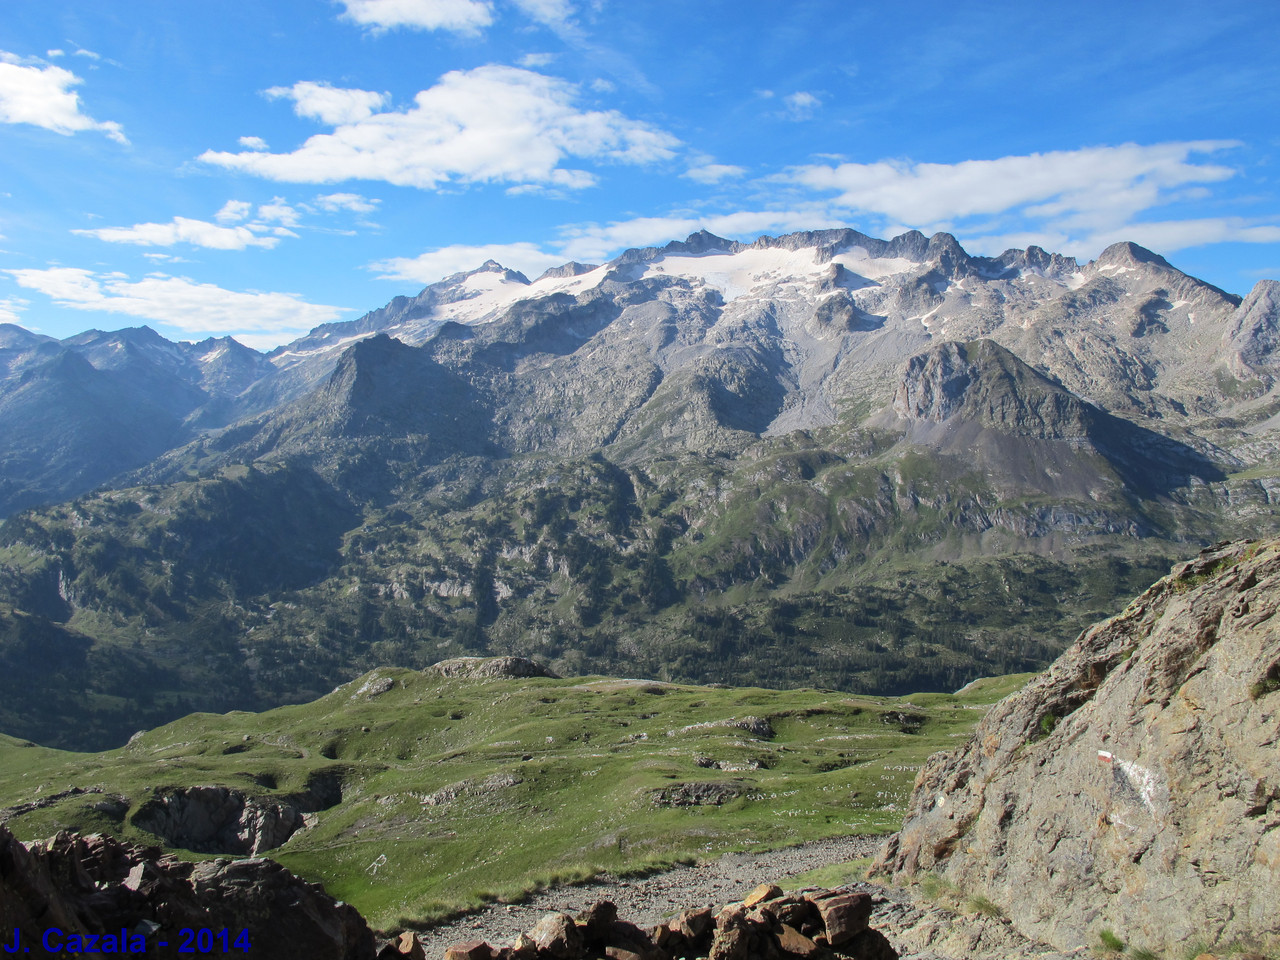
[1, 1, 1278, 349]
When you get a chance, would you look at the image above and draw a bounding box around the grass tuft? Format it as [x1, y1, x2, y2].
[1097, 929, 1125, 953]
[966, 894, 1002, 918]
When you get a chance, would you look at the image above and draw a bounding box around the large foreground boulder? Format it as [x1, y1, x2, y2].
[0, 824, 376, 958]
[873, 539, 1280, 954]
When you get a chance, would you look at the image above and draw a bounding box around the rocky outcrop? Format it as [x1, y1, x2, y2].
[436, 887, 897, 960]
[132, 786, 306, 855]
[0, 824, 376, 959]
[892, 340, 1095, 440]
[873, 538, 1280, 955]
[427, 657, 560, 680]
[131, 771, 343, 856]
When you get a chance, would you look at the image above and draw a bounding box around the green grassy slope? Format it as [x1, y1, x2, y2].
[0, 667, 1030, 930]
[0, 432, 1202, 749]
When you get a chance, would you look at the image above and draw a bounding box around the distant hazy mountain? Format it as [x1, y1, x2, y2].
[0, 324, 272, 514]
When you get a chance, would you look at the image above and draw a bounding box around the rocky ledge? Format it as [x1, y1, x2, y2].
[873, 538, 1280, 956]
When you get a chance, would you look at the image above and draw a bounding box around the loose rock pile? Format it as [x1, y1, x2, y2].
[0, 823, 377, 959]
[421, 885, 897, 960]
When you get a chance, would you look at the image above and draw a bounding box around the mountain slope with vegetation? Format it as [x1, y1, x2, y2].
[1, 231, 1279, 749]
[0, 661, 1027, 930]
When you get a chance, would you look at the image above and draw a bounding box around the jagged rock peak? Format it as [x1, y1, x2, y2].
[469, 259, 531, 284]
[1094, 240, 1173, 269]
[666, 228, 736, 255]
[991, 244, 1082, 280]
[535, 261, 599, 281]
[892, 339, 1092, 439]
[1229, 278, 1280, 372]
[872, 537, 1280, 954]
[616, 229, 743, 263]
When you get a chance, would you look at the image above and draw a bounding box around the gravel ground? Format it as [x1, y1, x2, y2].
[410, 835, 1079, 960]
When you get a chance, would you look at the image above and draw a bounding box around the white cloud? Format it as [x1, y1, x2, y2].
[6, 267, 347, 339]
[338, 0, 494, 34]
[780, 141, 1280, 259]
[509, 0, 575, 27]
[782, 91, 820, 120]
[373, 242, 566, 283]
[266, 80, 388, 125]
[0, 52, 126, 142]
[256, 197, 302, 227]
[238, 135, 269, 151]
[46, 49, 65, 58]
[72, 217, 281, 250]
[683, 163, 746, 184]
[0, 297, 27, 323]
[72, 48, 101, 61]
[519, 52, 557, 68]
[787, 141, 1239, 228]
[215, 200, 253, 224]
[314, 192, 380, 213]
[200, 65, 680, 191]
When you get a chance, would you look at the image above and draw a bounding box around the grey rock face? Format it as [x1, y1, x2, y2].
[427, 656, 560, 679]
[873, 538, 1280, 954]
[131, 786, 306, 855]
[1229, 279, 1280, 373]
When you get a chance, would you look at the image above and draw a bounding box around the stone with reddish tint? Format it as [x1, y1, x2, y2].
[804, 892, 872, 947]
[444, 940, 490, 960]
[743, 883, 784, 907]
[530, 912, 585, 959]
[671, 906, 714, 941]
[395, 931, 426, 959]
[774, 923, 820, 958]
[510, 933, 539, 960]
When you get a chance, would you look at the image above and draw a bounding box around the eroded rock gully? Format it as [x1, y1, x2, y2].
[873, 538, 1280, 955]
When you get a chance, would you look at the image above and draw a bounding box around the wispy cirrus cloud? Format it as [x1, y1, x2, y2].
[6, 267, 348, 345]
[782, 91, 821, 121]
[783, 141, 1280, 257]
[73, 217, 281, 250]
[682, 162, 747, 184]
[508, 0, 575, 28]
[199, 66, 680, 191]
[0, 297, 28, 323]
[335, 0, 576, 34]
[73, 195, 378, 252]
[314, 192, 381, 214]
[0, 51, 126, 142]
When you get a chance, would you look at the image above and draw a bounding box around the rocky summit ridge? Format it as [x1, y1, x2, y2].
[873, 536, 1280, 956]
[2, 228, 1278, 515]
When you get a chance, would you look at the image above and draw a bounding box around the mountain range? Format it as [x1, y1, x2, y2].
[2, 228, 1278, 749]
